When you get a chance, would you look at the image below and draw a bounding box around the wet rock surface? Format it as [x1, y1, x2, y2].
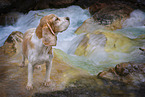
[98, 62, 145, 84]
[34, 76, 145, 97]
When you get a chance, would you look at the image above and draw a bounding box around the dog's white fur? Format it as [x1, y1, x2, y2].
[20, 14, 70, 90]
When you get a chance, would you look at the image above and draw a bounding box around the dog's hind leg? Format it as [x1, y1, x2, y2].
[20, 55, 25, 67]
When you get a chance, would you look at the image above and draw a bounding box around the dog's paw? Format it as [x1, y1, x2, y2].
[43, 81, 50, 87]
[26, 85, 33, 90]
[19, 63, 25, 67]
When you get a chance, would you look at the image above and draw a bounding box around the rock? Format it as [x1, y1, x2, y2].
[88, 0, 145, 31]
[89, 0, 110, 15]
[89, 0, 145, 15]
[0, 0, 11, 13]
[34, 0, 75, 9]
[1, 0, 93, 14]
[0, 12, 21, 25]
[1, 0, 145, 15]
[75, 18, 104, 35]
[0, 0, 37, 14]
[75, 4, 133, 34]
[92, 4, 133, 30]
[0, 31, 23, 56]
[75, 0, 97, 9]
[98, 62, 145, 84]
[75, 30, 138, 56]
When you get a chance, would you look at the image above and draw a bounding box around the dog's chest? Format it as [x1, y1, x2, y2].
[28, 46, 51, 64]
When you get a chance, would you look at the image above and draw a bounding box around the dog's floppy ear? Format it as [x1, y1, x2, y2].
[35, 14, 56, 39]
[42, 25, 57, 46]
[47, 23, 55, 36]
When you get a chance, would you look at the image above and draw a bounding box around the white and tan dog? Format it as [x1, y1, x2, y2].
[20, 14, 70, 90]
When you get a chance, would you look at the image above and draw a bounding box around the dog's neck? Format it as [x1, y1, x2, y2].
[31, 31, 52, 54]
[32, 31, 43, 46]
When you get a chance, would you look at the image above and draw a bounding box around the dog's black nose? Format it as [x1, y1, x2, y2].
[66, 17, 69, 21]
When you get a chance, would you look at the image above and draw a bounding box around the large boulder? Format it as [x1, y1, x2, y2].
[0, 31, 23, 56]
[88, 0, 145, 31]
[73, 29, 145, 66]
[92, 4, 134, 30]
[75, 30, 139, 56]
[75, 4, 133, 34]
[98, 62, 145, 84]
[89, 0, 145, 15]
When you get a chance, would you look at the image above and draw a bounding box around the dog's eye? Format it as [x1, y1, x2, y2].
[55, 18, 59, 21]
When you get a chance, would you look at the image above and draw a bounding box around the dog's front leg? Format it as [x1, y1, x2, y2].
[26, 63, 34, 90]
[44, 55, 53, 86]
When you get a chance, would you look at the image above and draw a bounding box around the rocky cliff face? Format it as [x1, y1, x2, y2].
[0, 0, 97, 14]
[1, 0, 145, 26]
[1, 0, 145, 14]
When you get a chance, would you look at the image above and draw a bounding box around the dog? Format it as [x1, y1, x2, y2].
[20, 14, 70, 90]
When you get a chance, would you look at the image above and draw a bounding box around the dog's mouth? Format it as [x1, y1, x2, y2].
[59, 21, 70, 32]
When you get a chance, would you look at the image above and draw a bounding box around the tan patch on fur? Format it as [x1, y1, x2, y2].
[22, 38, 28, 57]
[29, 37, 35, 49]
[35, 25, 42, 39]
[35, 14, 56, 39]
[22, 30, 35, 57]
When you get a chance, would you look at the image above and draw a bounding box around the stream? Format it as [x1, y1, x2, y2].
[0, 5, 145, 97]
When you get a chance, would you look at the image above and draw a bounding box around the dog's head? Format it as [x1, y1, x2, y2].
[36, 14, 70, 46]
